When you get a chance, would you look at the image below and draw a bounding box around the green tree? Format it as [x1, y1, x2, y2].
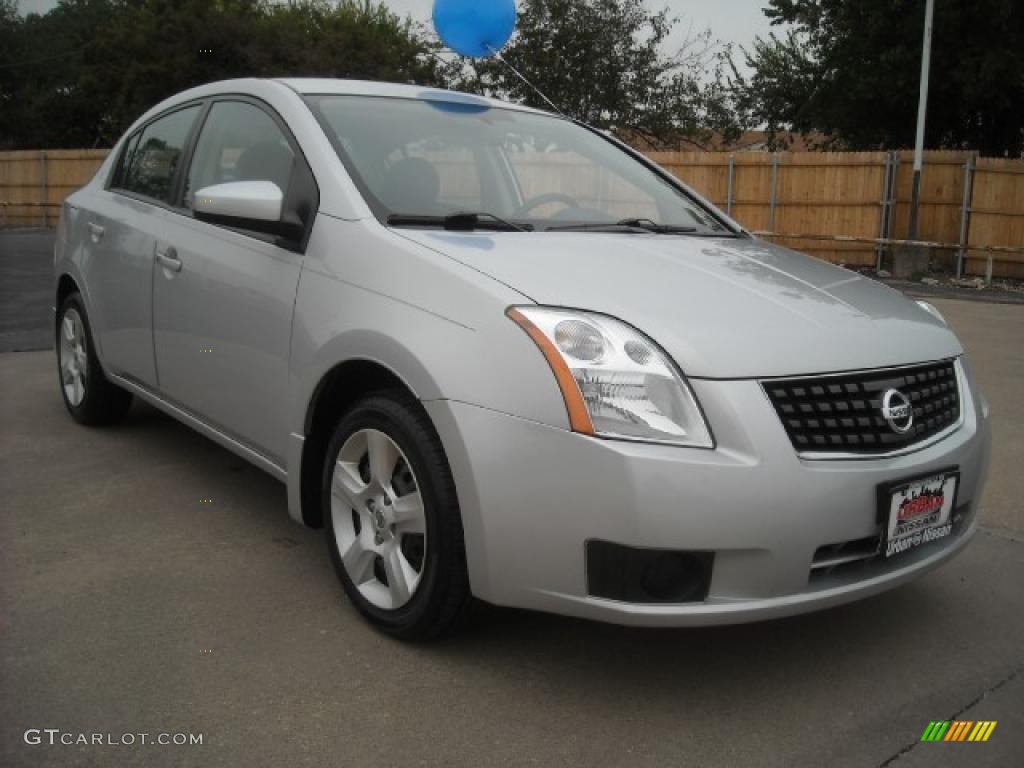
[457, 0, 739, 148]
[730, 0, 1024, 155]
[0, 1, 20, 127]
[1, 0, 446, 149]
[1, 0, 117, 148]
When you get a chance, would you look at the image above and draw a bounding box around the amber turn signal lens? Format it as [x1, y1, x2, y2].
[507, 307, 595, 435]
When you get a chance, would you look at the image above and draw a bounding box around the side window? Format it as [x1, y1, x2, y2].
[118, 106, 201, 203]
[185, 101, 295, 207]
[113, 131, 141, 189]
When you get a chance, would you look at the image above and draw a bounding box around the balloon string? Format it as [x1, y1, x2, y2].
[485, 45, 567, 118]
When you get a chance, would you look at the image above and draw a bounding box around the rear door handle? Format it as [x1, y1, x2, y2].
[87, 222, 105, 241]
[156, 247, 182, 273]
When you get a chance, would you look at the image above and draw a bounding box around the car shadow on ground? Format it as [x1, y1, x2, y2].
[114, 398, 967, 689]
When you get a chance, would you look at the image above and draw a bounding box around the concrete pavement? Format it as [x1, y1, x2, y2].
[2, 230, 1023, 766]
[0, 230, 54, 353]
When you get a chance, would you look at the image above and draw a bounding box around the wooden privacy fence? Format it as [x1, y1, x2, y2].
[648, 149, 1024, 279]
[2, 147, 1022, 278]
[0, 150, 109, 229]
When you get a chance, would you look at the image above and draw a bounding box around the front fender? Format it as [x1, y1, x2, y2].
[286, 216, 572, 437]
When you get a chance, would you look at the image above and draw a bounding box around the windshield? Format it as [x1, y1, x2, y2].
[306, 95, 728, 234]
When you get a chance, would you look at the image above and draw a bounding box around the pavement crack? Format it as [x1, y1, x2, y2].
[876, 665, 1022, 767]
[980, 525, 1024, 545]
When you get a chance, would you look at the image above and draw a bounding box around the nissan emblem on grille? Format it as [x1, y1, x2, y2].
[762, 360, 960, 455]
[881, 389, 914, 433]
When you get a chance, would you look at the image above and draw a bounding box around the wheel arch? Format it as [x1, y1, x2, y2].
[297, 356, 430, 529]
[56, 273, 80, 312]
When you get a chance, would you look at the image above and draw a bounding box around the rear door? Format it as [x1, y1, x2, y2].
[83, 104, 203, 386]
[151, 98, 318, 464]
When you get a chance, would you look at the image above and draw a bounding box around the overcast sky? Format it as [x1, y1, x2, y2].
[383, 0, 780, 56]
[17, 0, 779, 54]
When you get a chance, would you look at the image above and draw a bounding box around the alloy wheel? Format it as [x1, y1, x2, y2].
[330, 428, 427, 610]
[59, 308, 88, 407]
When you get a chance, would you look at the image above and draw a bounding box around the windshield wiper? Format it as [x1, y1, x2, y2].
[616, 218, 698, 234]
[545, 217, 697, 234]
[387, 212, 532, 232]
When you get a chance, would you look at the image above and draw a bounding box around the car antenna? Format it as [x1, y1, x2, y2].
[485, 45, 568, 118]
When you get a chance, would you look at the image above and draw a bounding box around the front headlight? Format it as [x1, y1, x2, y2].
[507, 306, 713, 447]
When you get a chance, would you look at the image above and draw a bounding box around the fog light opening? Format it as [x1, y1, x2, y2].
[642, 553, 705, 602]
[586, 541, 714, 604]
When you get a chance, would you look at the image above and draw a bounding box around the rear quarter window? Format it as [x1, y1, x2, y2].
[114, 105, 201, 204]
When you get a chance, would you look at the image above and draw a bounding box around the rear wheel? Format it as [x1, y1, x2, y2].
[323, 392, 469, 640]
[56, 293, 132, 425]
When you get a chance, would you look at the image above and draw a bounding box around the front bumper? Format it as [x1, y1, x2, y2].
[425, 364, 992, 627]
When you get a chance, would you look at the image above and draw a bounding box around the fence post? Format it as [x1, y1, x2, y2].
[769, 152, 779, 233]
[956, 154, 975, 279]
[726, 154, 735, 217]
[877, 152, 894, 271]
[888, 153, 900, 245]
[39, 151, 49, 228]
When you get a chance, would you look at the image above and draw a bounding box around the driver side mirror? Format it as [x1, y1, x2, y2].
[193, 181, 302, 240]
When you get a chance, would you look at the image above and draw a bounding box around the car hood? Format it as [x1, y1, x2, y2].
[398, 230, 961, 378]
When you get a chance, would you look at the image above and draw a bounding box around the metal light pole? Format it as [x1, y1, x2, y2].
[907, 0, 935, 241]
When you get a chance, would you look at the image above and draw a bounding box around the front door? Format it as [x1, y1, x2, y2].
[151, 99, 316, 465]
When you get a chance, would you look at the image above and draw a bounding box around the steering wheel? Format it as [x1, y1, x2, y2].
[513, 192, 581, 218]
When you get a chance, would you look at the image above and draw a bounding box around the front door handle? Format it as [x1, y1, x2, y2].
[87, 222, 105, 241]
[156, 247, 182, 273]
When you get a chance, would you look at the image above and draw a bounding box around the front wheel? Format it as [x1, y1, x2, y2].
[56, 293, 132, 425]
[323, 392, 470, 640]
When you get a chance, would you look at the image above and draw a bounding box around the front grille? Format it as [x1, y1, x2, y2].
[764, 360, 960, 455]
[811, 534, 881, 572]
[808, 504, 972, 586]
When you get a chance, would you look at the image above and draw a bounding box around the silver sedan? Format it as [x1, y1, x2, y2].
[54, 78, 991, 639]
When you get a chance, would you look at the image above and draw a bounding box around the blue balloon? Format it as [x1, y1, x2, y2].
[433, 0, 517, 58]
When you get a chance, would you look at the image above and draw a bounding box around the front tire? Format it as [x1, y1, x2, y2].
[323, 392, 470, 640]
[56, 293, 132, 425]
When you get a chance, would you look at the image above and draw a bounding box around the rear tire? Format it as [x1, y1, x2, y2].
[56, 293, 132, 425]
[323, 391, 470, 640]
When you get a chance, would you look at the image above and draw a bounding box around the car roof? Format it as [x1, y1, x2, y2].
[273, 77, 549, 116]
[105, 77, 567, 222]
[132, 78, 552, 135]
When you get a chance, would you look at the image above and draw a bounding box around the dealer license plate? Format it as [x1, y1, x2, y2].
[880, 470, 959, 558]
